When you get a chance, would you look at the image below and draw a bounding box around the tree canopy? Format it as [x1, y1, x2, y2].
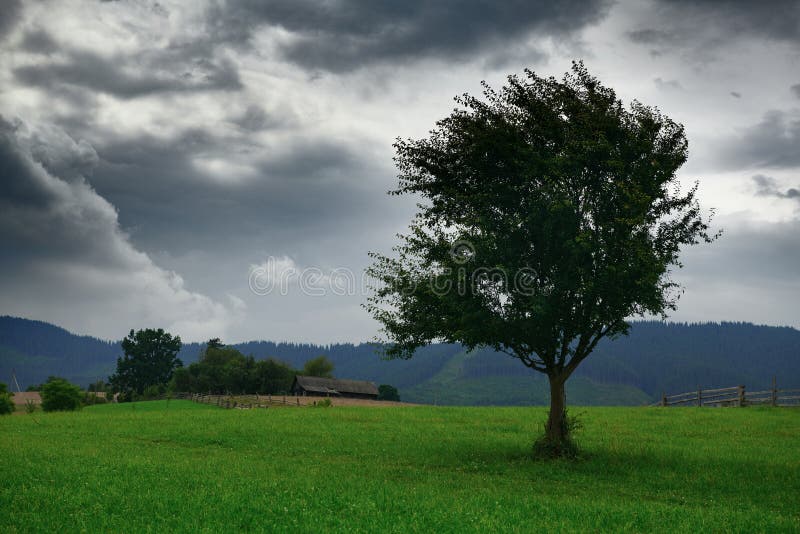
[109, 328, 182, 397]
[169, 339, 310, 395]
[302, 356, 335, 378]
[367, 62, 716, 456]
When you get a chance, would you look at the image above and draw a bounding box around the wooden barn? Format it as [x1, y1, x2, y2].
[291, 376, 379, 400]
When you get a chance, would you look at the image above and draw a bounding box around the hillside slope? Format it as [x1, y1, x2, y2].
[1, 316, 798, 405]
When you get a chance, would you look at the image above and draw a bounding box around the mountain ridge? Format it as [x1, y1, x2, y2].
[1, 315, 798, 405]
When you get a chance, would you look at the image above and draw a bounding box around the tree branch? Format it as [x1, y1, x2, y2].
[498, 345, 547, 373]
[562, 325, 612, 378]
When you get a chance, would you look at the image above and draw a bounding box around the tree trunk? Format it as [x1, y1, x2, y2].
[545, 373, 567, 444]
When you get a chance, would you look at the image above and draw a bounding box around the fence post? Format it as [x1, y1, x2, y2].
[698, 386, 702, 407]
[661, 392, 667, 407]
[772, 376, 778, 407]
[297, 397, 300, 406]
[737, 385, 745, 407]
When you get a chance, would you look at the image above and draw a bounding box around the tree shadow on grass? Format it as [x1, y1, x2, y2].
[439, 437, 792, 498]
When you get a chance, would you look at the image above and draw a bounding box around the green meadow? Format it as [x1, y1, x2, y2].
[1, 401, 798, 532]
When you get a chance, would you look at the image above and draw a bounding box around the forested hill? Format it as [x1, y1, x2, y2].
[1, 315, 798, 405]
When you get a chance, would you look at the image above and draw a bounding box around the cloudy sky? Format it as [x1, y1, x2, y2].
[1, 0, 798, 343]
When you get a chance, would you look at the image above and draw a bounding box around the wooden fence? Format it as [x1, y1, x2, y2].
[181, 392, 311, 409]
[658, 380, 800, 408]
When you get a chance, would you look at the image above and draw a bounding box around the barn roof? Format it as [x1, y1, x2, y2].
[293, 375, 378, 396]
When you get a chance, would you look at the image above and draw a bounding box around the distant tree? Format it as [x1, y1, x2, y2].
[169, 340, 267, 394]
[87, 380, 108, 392]
[198, 343, 254, 394]
[206, 338, 224, 350]
[367, 62, 716, 457]
[252, 358, 296, 394]
[377, 384, 400, 402]
[109, 329, 182, 397]
[41, 377, 82, 412]
[302, 356, 335, 378]
[0, 382, 14, 415]
[25, 376, 60, 392]
[169, 367, 193, 393]
[83, 391, 108, 405]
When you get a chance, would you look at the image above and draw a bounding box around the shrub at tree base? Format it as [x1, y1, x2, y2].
[41, 378, 83, 412]
[532, 411, 583, 459]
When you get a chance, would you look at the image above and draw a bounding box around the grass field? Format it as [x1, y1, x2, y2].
[1, 401, 798, 532]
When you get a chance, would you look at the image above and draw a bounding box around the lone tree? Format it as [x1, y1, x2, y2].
[367, 63, 716, 456]
[110, 328, 182, 397]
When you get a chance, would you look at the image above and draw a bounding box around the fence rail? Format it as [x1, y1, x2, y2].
[183, 393, 311, 409]
[657, 379, 800, 408]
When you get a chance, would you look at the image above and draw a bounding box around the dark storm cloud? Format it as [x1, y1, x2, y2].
[87, 126, 401, 258]
[730, 91, 741, 98]
[14, 49, 242, 99]
[0, 0, 22, 40]
[628, 1, 800, 54]
[0, 116, 237, 340]
[0, 117, 98, 211]
[0, 115, 126, 266]
[720, 110, 800, 169]
[229, 105, 295, 132]
[665, 0, 800, 43]
[19, 29, 59, 54]
[753, 175, 800, 202]
[0, 119, 59, 210]
[206, 0, 612, 72]
[627, 28, 680, 46]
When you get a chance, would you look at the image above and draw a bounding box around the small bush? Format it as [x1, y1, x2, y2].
[41, 378, 83, 412]
[377, 384, 400, 401]
[140, 384, 166, 400]
[312, 398, 333, 408]
[0, 382, 14, 415]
